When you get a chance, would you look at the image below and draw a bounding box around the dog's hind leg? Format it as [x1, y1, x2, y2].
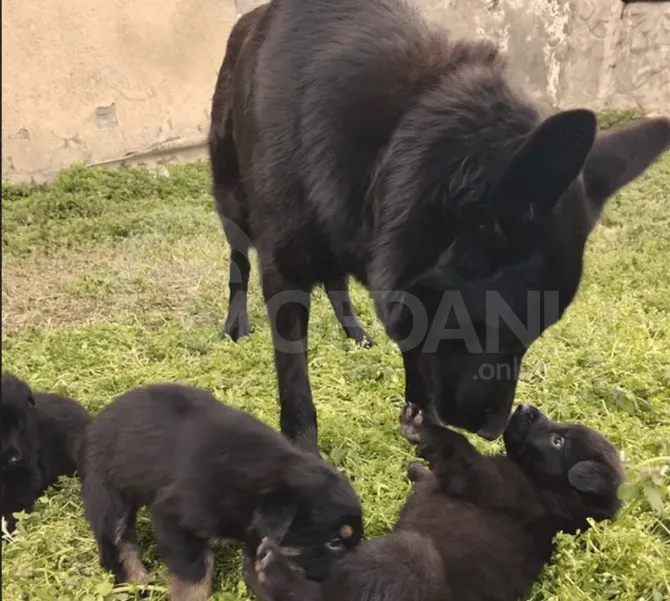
[151, 508, 213, 601]
[220, 215, 252, 341]
[82, 470, 150, 585]
[324, 277, 375, 347]
[117, 509, 152, 586]
[210, 108, 253, 342]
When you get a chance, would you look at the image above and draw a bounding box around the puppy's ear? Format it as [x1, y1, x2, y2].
[249, 490, 296, 545]
[568, 461, 616, 497]
[27, 390, 36, 406]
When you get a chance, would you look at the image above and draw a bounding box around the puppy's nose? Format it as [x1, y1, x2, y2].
[517, 404, 531, 414]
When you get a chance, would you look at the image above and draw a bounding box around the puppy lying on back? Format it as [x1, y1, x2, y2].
[80, 383, 363, 601]
[246, 403, 624, 601]
[1, 372, 91, 532]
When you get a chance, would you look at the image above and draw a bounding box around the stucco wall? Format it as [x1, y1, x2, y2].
[2, 0, 669, 183]
[1, 0, 239, 183]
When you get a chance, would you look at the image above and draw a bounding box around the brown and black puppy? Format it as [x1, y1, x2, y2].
[208, 2, 374, 348]
[1, 372, 91, 533]
[80, 383, 363, 601]
[245, 403, 624, 601]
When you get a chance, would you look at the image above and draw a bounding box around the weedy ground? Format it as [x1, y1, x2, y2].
[2, 117, 669, 600]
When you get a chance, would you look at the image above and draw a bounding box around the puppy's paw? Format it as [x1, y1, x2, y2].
[407, 461, 432, 483]
[243, 548, 266, 599]
[255, 538, 296, 587]
[400, 403, 424, 444]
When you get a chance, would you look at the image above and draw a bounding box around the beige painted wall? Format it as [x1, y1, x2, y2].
[2, 0, 669, 183]
[2, 0, 239, 182]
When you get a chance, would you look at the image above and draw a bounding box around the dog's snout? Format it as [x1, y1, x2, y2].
[3, 451, 22, 468]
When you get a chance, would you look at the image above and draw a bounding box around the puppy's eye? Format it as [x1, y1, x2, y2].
[325, 538, 345, 552]
[550, 433, 564, 449]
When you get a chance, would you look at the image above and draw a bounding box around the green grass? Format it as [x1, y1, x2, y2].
[2, 139, 670, 600]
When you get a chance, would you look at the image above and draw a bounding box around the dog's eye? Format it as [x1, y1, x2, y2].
[325, 538, 346, 552]
[550, 433, 564, 449]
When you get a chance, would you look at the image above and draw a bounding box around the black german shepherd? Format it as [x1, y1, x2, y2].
[210, 0, 670, 454]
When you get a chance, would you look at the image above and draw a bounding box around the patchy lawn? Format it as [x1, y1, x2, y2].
[2, 138, 669, 600]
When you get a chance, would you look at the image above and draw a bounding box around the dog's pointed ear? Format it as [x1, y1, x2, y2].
[248, 490, 296, 546]
[493, 109, 597, 247]
[568, 460, 617, 496]
[583, 116, 670, 219]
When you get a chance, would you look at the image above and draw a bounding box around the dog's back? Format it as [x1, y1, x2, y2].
[320, 528, 448, 601]
[81, 382, 303, 510]
[236, 0, 513, 260]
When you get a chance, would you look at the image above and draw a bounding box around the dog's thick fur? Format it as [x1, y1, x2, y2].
[1, 372, 91, 532]
[245, 403, 625, 601]
[209, 4, 374, 348]
[80, 383, 363, 601]
[211, 0, 670, 454]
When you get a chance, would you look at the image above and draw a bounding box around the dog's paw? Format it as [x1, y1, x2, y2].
[406, 461, 432, 483]
[400, 403, 424, 444]
[221, 312, 252, 341]
[255, 538, 294, 586]
[243, 548, 267, 598]
[354, 329, 376, 348]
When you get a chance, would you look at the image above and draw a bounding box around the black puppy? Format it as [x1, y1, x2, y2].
[208, 2, 374, 348]
[80, 383, 363, 601]
[246, 404, 624, 601]
[224, 0, 670, 454]
[1, 372, 91, 533]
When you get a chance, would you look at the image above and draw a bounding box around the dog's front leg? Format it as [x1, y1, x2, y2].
[151, 508, 213, 601]
[400, 405, 493, 500]
[261, 263, 319, 455]
[400, 348, 436, 435]
[252, 538, 323, 601]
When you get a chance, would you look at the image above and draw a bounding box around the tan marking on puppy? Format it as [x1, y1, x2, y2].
[168, 552, 213, 601]
[119, 542, 152, 585]
[339, 524, 354, 539]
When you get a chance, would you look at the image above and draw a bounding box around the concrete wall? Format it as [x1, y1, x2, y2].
[1, 0, 239, 183]
[2, 0, 669, 183]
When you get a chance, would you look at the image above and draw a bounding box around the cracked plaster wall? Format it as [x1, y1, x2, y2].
[2, 0, 668, 183]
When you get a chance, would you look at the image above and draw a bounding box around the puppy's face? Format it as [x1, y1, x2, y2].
[1, 373, 37, 473]
[249, 461, 363, 582]
[503, 404, 625, 523]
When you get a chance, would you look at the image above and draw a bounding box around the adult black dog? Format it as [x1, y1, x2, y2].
[1, 372, 91, 533]
[80, 383, 363, 601]
[209, 3, 374, 348]
[212, 0, 670, 455]
[244, 403, 625, 601]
